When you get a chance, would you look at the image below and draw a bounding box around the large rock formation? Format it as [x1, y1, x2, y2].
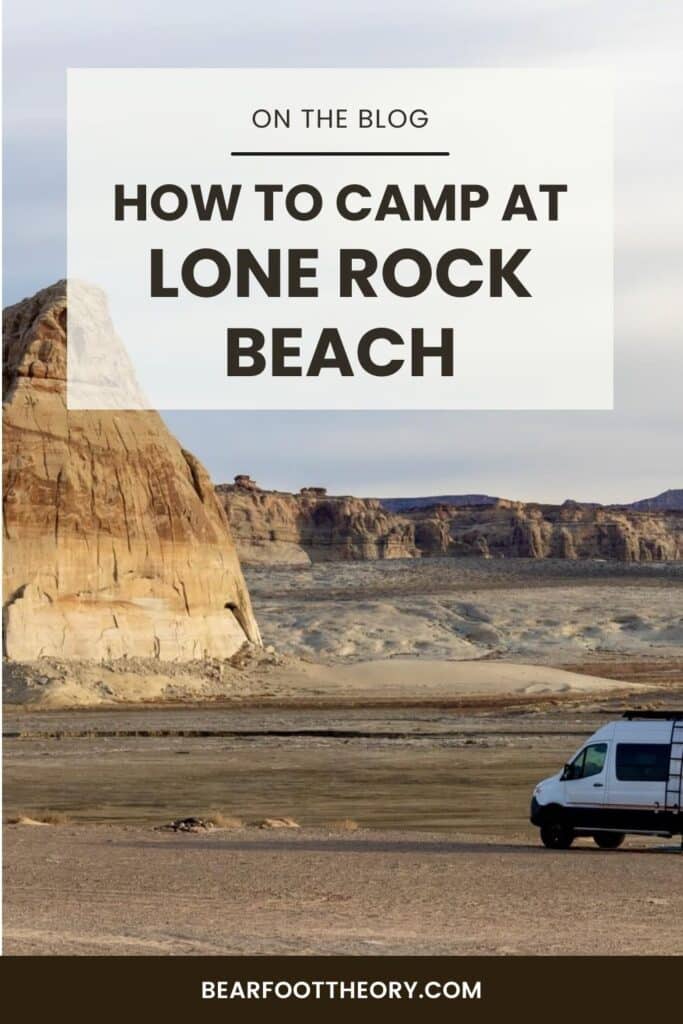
[407, 499, 683, 561]
[3, 282, 261, 662]
[217, 477, 418, 564]
[219, 480, 683, 565]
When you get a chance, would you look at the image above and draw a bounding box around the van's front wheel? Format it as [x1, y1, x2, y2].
[593, 832, 625, 850]
[540, 823, 575, 849]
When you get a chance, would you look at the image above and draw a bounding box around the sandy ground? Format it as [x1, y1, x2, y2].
[5, 560, 682, 708]
[4, 822, 681, 956]
[4, 656, 649, 709]
[4, 704, 682, 956]
[270, 660, 649, 700]
[3, 707, 618, 831]
[3, 559, 682, 956]
[246, 559, 683, 665]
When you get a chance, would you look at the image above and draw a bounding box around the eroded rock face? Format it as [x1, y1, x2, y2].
[3, 282, 261, 661]
[404, 499, 683, 561]
[219, 480, 683, 564]
[217, 479, 418, 564]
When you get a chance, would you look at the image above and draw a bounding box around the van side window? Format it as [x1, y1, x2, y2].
[568, 742, 607, 780]
[616, 744, 670, 782]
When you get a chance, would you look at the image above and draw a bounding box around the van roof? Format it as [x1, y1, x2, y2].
[621, 711, 683, 721]
[588, 719, 673, 744]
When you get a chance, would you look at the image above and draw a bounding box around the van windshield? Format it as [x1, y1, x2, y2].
[567, 742, 608, 780]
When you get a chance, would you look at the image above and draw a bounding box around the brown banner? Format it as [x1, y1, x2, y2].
[0, 956, 678, 1020]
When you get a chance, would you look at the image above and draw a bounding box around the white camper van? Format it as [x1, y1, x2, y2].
[530, 711, 683, 849]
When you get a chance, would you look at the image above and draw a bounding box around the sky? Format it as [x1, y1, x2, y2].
[3, 0, 682, 502]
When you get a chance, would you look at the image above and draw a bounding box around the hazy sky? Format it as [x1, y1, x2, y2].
[3, 1, 681, 502]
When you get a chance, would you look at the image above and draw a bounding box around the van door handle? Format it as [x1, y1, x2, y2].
[593, 782, 604, 787]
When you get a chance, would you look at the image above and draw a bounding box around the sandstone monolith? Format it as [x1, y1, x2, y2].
[3, 282, 261, 661]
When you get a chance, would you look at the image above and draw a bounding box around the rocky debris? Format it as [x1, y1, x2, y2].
[0, 644, 296, 708]
[3, 282, 261, 662]
[158, 816, 300, 833]
[157, 815, 301, 832]
[219, 480, 683, 565]
[159, 817, 214, 833]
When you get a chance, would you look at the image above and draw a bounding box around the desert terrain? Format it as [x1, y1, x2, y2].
[6, 558, 682, 707]
[245, 557, 683, 671]
[4, 821, 681, 956]
[5, 699, 683, 956]
[4, 559, 682, 956]
[3, 286, 682, 957]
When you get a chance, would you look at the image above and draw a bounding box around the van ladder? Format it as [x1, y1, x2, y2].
[665, 719, 683, 816]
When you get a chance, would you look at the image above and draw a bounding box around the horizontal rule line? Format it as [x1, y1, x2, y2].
[230, 151, 451, 157]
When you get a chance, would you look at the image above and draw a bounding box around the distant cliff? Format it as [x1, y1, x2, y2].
[384, 488, 683, 515]
[629, 489, 683, 512]
[218, 479, 683, 565]
[381, 493, 498, 513]
[217, 477, 418, 564]
[406, 498, 683, 561]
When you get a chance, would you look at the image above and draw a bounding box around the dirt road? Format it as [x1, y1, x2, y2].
[4, 824, 681, 956]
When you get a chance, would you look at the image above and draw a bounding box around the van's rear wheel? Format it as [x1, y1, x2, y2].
[540, 823, 575, 849]
[593, 832, 625, 850]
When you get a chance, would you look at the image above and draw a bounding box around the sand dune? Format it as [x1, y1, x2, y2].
[309, 659, 644, 696]
[256, 658, 648, 703]
[2, 653, 645, 708]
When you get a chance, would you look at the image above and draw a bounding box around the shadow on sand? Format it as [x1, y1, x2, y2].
[108, 836, 683, 856]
